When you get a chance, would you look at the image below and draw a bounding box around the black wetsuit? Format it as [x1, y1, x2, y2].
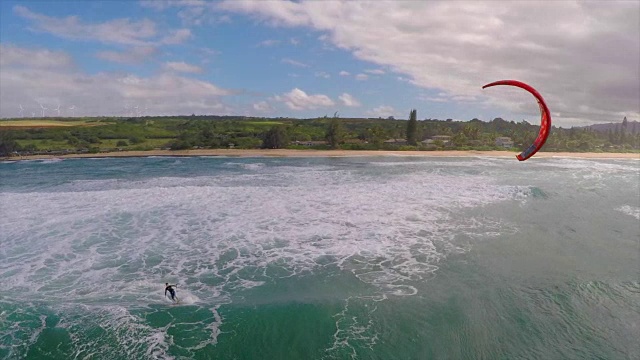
[165, 285, 176, 300]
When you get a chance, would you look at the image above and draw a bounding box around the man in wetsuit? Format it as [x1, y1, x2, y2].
[165, 283, 177, 302]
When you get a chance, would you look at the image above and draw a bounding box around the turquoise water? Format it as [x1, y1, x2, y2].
[1, 156, 638, 359]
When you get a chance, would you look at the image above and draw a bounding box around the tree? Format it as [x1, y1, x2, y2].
[608, 128, 615, 144]
[0, 131, 20, 156]
[170, 139, 192, 150]
[262, 125, 289, 149]
[171, 130, 196, 149]
[406, 109, 418, 145]
[67, 136, 80, 146]
[325, 117, 344, 149]
[129, 136, 144, 144]
[368, 125, 387, 147]
[452, 133, 468, 147]
[462, 124, 480, 140]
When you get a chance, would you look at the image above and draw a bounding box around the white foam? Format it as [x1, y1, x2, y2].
[0, 166, 519, 301]
[173, 291, 200, 305]
[537, 158, 639, 172]
[58, 305, 174, 360]
[326, 296, 380, 359]
[0, 157, 534, 354]
[616, 205, 640, 220]
[39, 158, 64, 164]
[223, 162, 266, 170]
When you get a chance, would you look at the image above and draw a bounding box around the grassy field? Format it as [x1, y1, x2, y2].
[245, 121, 284, 126]
[0, 119, 111, 128]
[16, 138, 174, 151]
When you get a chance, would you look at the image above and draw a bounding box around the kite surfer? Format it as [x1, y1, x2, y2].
[165, 283, 178, 302]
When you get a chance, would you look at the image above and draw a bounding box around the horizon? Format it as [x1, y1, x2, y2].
[1, 1, 638, 127]
[4, 113, 638, 131]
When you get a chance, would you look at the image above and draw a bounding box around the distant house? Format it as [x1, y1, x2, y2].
[495, 137, 514, 148]
[430, 135, 452, 145]
[384, 138, 408, 145]
[293, 140, 327, 146]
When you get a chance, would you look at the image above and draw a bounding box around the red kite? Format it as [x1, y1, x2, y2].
[483, 80, 551, 161]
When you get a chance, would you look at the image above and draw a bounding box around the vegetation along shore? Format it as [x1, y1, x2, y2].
[1, 112, 639, 160]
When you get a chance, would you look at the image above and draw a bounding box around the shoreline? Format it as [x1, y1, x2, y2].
[3, 149, 639, 161]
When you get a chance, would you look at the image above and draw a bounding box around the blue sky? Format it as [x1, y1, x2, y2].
[1, 1, 638, 126]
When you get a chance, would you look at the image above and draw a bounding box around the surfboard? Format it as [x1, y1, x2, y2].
[166, 295, 180, 304]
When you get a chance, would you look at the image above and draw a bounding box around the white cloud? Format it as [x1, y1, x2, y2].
[199, 47, 220, 56]
[364, 69, 385, 75]
[117, 73, 229, 98]
[197, 47, 220, 64]
[274, 88, 334, 110]
[420, 96, 448, 103]
[339, 93, 361, 107]
[217, 15, 232, 24]
[163, 61, 204, 74]
[258, 39, 280, 47]
[315, 71, 330, 79]
[339, 70, 350, 76]
[290, 38, 300, 45]
[253, 100, 274, 112]
[355, 73, 368, 81]
[418, 92, 478, 104]
[14, 5, 157, 46]
[1, 45, 232, 117]
[217, 0, 311, 27]
[142, 1, 229, 26]
[96, 46, 158, 64]
[218, 0, 640, 125]
[281, 58, 309, 68]
[14, 5, 193, 47]
[367, 105, 396, 118]
[177, 5, 206, 25]
[0, 44, 74, 69]
[161, 28, 192, 44]
[140, 0, 208, 10]
[451, 95, 477, 102]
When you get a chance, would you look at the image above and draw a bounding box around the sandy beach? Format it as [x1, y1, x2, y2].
[3, 149, 639, 161]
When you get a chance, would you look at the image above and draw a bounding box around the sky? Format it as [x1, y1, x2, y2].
[1, 0, 638, 127]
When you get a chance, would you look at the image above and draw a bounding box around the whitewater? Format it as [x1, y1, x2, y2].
[1, 156, 638, 359]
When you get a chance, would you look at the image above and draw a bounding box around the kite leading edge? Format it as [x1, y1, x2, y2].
[482, 80, 552, 161]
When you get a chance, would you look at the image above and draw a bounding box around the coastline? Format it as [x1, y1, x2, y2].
[3, 149, 639, 161]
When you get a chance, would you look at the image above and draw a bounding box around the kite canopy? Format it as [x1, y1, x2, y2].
[482, 80, 552, 161]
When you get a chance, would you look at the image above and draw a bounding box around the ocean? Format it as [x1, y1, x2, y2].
[0, 155, 638, 360]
